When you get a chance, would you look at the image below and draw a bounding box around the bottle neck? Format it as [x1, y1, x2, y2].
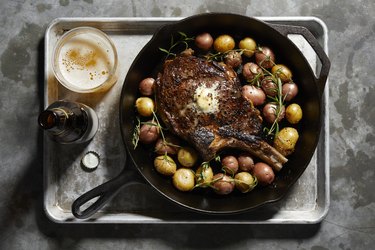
[38, 108, 68, 133]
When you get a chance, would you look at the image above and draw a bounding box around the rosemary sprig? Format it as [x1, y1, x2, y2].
[152, 111, 166, 141]
[205, 48, 245, 62]
[159, 31, 194, 59]
[248, 72, 263, 87]
[132, 116, 141, 149]
[263, 76, 284, 137]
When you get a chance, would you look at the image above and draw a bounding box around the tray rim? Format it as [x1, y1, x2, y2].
[43, 16, 330, 224]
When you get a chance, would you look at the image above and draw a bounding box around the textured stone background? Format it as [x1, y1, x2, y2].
[0, 0, 374, 249]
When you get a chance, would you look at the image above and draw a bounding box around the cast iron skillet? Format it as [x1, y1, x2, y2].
[72, 13, 330, 219]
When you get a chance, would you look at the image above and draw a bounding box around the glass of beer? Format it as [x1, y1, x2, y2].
[52, 26, 118, 93]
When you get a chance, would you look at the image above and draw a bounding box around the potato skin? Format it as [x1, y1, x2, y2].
[282, 82, 298, 102]
[139, 122, 159, 144]
[177, 147, 198, 167]
[286, 103, 303, 124]
[195, 32, 213, 51]
[237, 153, 255, 172]
[212, 173, 235, 195]
[135, 97, 154, 117]
[255, 46, 275, 68]
[173, 168, 195, 191]
[262, 103, 285, 123]
[242, 62, 263, 82]
[195, 165, 214, 187]
[272, 64, 292, 83]
[221, 155, 239, 175]
[261, 76, 278, 97]
[213, 34, 235, 53]
[252, 162, 275, 186]
[274, 127, 299, 156]
[234, 172, 257, 193]
[239, 37, 256, 57]
[224, 51, 242, 68]
[154, 136, 180, 155]
[242, 85, 266, 106]
[154, 155, 177, 176]
[139, 77, 155, 96]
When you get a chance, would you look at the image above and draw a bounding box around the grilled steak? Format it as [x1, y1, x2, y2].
[156, 55, 287, 171]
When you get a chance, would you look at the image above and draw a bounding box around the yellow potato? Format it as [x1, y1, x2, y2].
[239, 37, 257, 57]
[274, 127, 299, 156]
[271, 64, 292, 83]
[177, 147, 198, 167]
[135, 97, 154, 117]
[213, 34, 235, 53]
[173, 168, 195, 191]
[195, 164, 214, 187]
[286, 103, 303, 124]
[154, 155, 176, 176]
[234, 172, 257, 193]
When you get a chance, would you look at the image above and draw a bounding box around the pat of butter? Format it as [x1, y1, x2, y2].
[194, 84, 219, 113]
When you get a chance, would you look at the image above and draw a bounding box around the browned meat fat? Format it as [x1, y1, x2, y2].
[156, 55, 287, 171]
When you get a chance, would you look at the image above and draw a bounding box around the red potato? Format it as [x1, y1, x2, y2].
[242, 85, 266, 106]
[139, 122, 159, 144]
[282, 82, 299, 101]
[262, 103, 285, 123]
[138, 77, 155, 96]
[255, 46, 275, 69]
[195, 33, 213, 51]
[237, 153, 255, 172]
[224, 51, 242, 68]
[154, 136, 180, 155]
[221, 155, 239, 175]
[212, 173, 235, 195]
[252, 162, 275, 186]
[242, 62, 263, 82]
[261, 76, 278, 97]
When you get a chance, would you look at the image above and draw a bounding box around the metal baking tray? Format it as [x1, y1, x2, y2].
[43, 16, 329, 224]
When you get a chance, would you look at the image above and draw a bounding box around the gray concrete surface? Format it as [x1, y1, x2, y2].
[0, 0, 374, 249]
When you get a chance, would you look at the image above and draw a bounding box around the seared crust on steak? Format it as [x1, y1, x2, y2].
[156, 55, 287, 171]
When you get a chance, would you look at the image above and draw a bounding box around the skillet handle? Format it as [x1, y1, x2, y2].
[71, 169, 141, 219]
[270, 24, 330, 99]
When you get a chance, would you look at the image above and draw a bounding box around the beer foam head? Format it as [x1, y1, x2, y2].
[53, 27, 118, 93]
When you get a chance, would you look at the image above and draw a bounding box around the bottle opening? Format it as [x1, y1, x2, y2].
[38, 110, 57, 129]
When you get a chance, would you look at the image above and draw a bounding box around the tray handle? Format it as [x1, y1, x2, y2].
[270, 24, 330, 99]
[72, 169, 140, 219]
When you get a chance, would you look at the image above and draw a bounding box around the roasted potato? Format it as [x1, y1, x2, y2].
[274, 127, 299, 156]
[135, 97, 154, 117]
[173, 168, 195, 191]
[286, 103, 303, 124]
[213, 34, 235, 53]
[177, 147, 198, 167]
[252, 162, 275, 186]
[154, 155, 177, 176]
[234, 172, 257, 193]
[195, 164, 214, 187]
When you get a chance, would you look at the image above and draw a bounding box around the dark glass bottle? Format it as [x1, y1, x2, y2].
[38, 100, 98, 144]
